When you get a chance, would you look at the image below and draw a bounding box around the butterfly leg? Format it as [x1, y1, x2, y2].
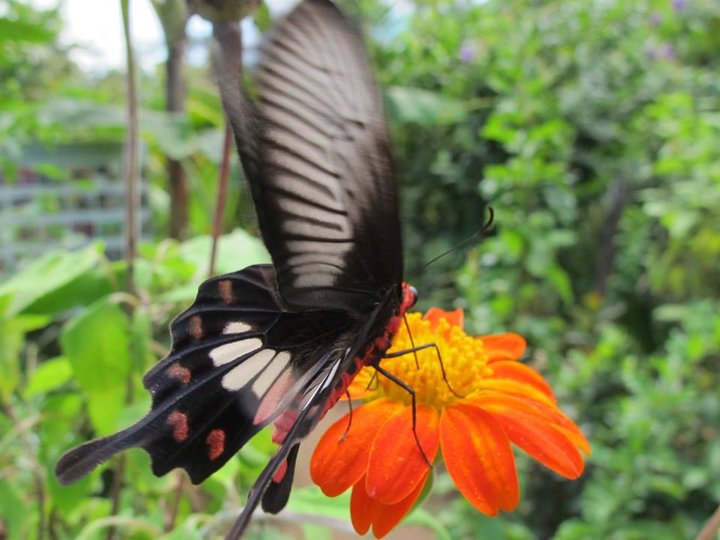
[365, 370, 379, 391]
[339, 389, 354, 442]
[371, 363, 432, 468]
[383, 343, 463, 398]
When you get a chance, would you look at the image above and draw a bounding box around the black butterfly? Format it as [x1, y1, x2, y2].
[56, 0, 417, 537]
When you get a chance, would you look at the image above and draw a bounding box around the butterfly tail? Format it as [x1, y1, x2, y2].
[261, 443, 301, 514]
[55, 425, 144, 485]
[224, 441, 301, 540]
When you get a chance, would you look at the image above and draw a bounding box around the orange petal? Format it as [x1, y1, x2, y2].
[473, 395, 586, 478]
[350, 475, 428, 538]
[478, 360, 556, 406]
[350, 476, 374, 535]
[552, 423, 592, 456]
[480, 333, 527, 361]
[365, 404, 439, 505]
[440, 404, 519, 515]
[472, 392, 588, 451]
[424, 307, 464, 330]
[311, 399, 401, 496]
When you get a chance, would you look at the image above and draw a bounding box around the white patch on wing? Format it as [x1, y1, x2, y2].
[252, 351, 292, 397]
[318, 356, 342, 392]
[221, 348, 276, 391]
[293, 273, 336, 288]
[210, 338, 262, 366]
[222, 321, 253, 335]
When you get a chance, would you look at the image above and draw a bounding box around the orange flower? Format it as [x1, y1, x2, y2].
[310, 308, 590, 538]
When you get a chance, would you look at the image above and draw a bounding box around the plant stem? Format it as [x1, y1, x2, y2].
[122, 0, 140, 297]
[164, 473, 186, 532]
[209, 122, 233, 277]
[2, 402, 46, 540]
[696, 505, 720, 540]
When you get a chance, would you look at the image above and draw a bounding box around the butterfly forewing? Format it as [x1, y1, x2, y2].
[230, 0, 403, 313]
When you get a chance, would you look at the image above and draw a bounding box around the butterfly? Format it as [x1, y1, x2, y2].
[55, 0, 417, 537]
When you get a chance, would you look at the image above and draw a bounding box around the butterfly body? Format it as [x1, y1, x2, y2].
[299, 281, 417, 425]
[57, 1, 412, 537]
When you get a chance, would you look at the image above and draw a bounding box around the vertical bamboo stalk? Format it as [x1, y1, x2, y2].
[122, 0, 140, 297]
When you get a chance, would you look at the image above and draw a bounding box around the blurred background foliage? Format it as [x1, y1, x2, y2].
[1, 0, 719, 539]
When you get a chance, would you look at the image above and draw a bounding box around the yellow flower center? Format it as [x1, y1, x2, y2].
[355, 313, 494, 408]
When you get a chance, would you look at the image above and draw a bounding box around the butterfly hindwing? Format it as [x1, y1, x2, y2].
[56, 265, 357, 485]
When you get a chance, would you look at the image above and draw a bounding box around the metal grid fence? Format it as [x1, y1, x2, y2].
[0, 142, 150, 273]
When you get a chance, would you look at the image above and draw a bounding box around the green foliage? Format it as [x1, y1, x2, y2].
[366, 0, 720, 537]
[0, 233, 270, 539]
[2, 0, 720, 539]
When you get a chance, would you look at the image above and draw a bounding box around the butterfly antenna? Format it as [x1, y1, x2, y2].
[408, 207, 495, 278]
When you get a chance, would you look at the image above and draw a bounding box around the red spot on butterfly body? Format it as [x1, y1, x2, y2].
[207, 429, 225, 460]
[167, 363, 191, 384]
[167, 411, 189, 442]
[189, 316, 203, 340]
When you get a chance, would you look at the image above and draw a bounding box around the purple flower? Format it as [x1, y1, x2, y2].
[650, 11, 662, 25]
[459, 41, 476, 64]
[672, 0, 686, 11]
[660, 43, 676, 59]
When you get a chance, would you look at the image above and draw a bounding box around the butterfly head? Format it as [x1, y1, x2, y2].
[401, 283, 419, 313]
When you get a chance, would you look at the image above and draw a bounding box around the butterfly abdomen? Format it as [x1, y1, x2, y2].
[318, 282, 418, 416]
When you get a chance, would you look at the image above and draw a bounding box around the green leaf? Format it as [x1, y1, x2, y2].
[0, 317, 24, 401]
[546, 265, 574, 304]
[0, 18, 55, 43]
[0, 244, 107, 316]
[286, 486, 351, 521]
[130, 308, 154, 373]
[301, 523, 333, 540]
[158, 521, 203, 540]
[386, 86, 468, 125]
[25, 356, 73, 397]
[176, 229, 269, 276]
[47, 460, 93, 515]
[61, 297, 132, 434]
[403, 507, 452, 540]
[0, 482, 30, 540]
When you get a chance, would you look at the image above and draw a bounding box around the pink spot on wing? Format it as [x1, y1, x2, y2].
[167, 411, 189, 442]
[253, 369, 295, 426]
[272, 458, 288, 484]
[207, 429, 225, 460]
[167, 363, 191, 384]
[218, 280, 234, 304]
[189, 315, 203, 340]
[271, 409, 299, 445]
